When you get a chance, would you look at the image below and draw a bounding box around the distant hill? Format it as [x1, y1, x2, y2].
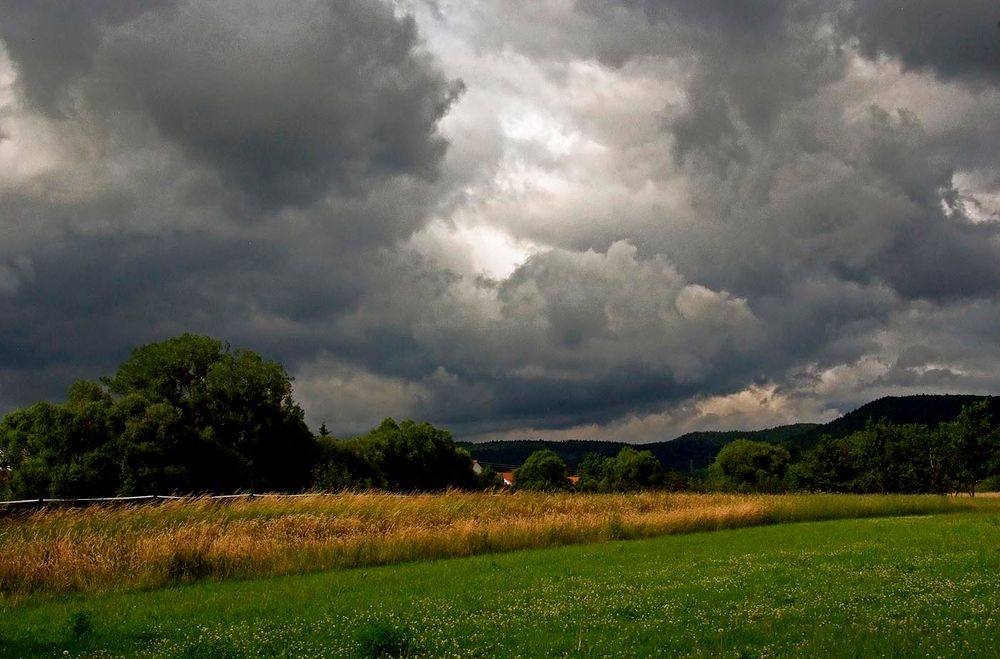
[791, 395, 1000, 448]
[461, 423, 817, 473]
[461, 440, 628, 472]
[461, 394, 998, 472]
[652, 424, 819, 471]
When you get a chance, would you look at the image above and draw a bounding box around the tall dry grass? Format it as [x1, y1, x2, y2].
[0, 492, 994, 597]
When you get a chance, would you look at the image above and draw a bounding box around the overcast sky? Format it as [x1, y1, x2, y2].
[1, 0, 998, 442]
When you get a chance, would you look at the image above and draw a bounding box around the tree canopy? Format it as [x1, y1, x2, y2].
[709, 439, 791, 492]
[515, 449, 570, 491]
[576, 447, 664, 492]
[792, 405, 1000, 495]
[946, 401, 1000, 496]
[0, 334, 317, 498]
[313, 418, 477, 492]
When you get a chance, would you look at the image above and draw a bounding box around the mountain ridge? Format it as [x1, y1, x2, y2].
[460, 394, 998, 472]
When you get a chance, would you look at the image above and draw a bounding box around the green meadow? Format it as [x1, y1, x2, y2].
[4, 510, 1000, 658]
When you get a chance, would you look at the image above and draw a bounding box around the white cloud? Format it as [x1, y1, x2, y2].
[408, 219, 541, 279]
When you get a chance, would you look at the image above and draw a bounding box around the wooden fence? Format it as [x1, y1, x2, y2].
[0, 492, 322, 514]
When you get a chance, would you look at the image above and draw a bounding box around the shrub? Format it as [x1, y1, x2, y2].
[66, 609, 96, 642]
[355, 621, 414, 658]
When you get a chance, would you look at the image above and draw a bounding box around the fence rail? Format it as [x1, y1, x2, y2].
[0, 492, 324, 513]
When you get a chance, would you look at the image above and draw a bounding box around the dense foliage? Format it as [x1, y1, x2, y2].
[0, 335, 318, 497]
[514, 449, 570, 491]
[708, 402, 1000, 495]
[793, 394, 1000, 447]
[511, 403, 999, 495]
[312, 418, 477, 492]
[793, 402, 1000, 495]
[0, 335, 479, 498]
[709, 440, 792, 493]
[575, 447, 666, 492]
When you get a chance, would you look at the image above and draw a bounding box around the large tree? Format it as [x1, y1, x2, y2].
[0, 334, 319, 498]
[574, 448, 663, 492]
[313, 418, 477, 492]
[794, 421, 956, 495]
[109, 334, 319, 493]
[515, 449, 570, 492]
[710, 439, 791, 493]
[603, 447, 663, 492]
[946, 401, 999, 497]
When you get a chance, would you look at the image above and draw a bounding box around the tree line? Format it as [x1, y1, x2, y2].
[487, 402, 1000, 495]
[673, 401, 999, 495]
[0, 335, 492, 500]
[1, 334, 998, 499]
[788, 401, 999, 496]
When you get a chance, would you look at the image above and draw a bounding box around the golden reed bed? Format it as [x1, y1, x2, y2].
[1, 491, 994, 597]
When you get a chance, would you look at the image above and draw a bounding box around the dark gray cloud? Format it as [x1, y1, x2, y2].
[671, 103, 1000, 305]
[399, 0, 1000, 437]
[349, 0, 1000, 438]
[298, 240, 770, 436]
[564, 2, 1000, 307]
[0, 0, 178, 115]
[606, 0, 791, 35]
[846, 0, 1000, 86]
[577, 0, 845, 147]
[1, 0, 999, 441]
[0, 1, 459, 416]
[96, 1, 461, 207]
[2, 0, 461, 208]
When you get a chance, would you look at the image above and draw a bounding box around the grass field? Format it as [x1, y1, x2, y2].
[1, 492, 994, 597]
[3, 512, 1000, 657]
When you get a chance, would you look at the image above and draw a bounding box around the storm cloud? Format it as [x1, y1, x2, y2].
[1, 0, 998, 441]
[847, 0, 1000, 86]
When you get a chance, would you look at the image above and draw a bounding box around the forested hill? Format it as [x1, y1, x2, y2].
[461, 423, 818, 472]
[462, 395, 998, 472]
[792, 394, 1000, 447]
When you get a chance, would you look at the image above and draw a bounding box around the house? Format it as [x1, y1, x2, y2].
[495, 472, 579, 488]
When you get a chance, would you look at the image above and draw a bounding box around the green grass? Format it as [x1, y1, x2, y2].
[4, 511, 1000, 657]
